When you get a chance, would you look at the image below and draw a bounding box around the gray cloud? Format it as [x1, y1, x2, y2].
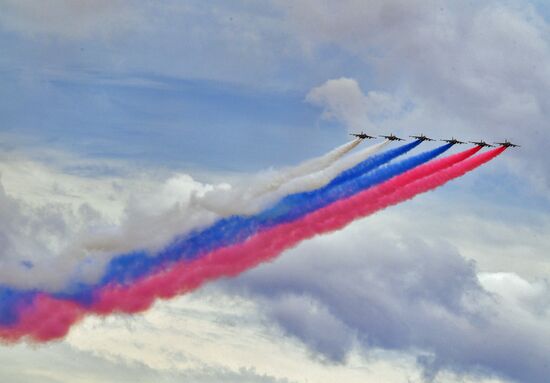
[220, 222, 550, 383]
[266, 293, 355, 363]
[306, 77, 404, 132]
[280, 0, 550, 191]
[0, 1, 299, 87]
[0, 166, 123, 290]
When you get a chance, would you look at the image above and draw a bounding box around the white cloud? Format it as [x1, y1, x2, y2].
[306, 77, 403, 132]
[62, 291, 423, 383]
[0, 155, 218, 290]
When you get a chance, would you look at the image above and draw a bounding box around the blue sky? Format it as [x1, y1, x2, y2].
[1, 1, 550, 383]
[1, 71, 332, 170]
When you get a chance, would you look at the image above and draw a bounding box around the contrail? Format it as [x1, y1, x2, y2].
[0, 146, 501, 342]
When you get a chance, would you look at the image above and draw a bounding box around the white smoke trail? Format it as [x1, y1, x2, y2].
[199, 139, 365, 215]
[201, 140, 389, 215]
[260, 140, 390, 204]
[249, 138, 363, 198]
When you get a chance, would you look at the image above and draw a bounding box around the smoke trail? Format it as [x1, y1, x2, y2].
[0, 142, 437, 327]
[0, 141, 413, 325]
[0, 140, 410, 318]
[251, 138, 363, 195]
[91, 146, 501, 312]
[278, 141, 390, 195]
[92, 141, 433, 290]
[37, 141, 435, 302]
[208, 140, 390, 216]
[0, 146, 500, 342]
[265, 142, 448, 222]
[199, 138, 363, 215]
[62, 139, 365, 288]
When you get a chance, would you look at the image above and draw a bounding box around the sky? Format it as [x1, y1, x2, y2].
[0, 1, 549, 382]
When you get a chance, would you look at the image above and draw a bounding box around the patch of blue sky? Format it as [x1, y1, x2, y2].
[422, 162, 550, 227]
[527, 0, 550, 22]
[1, 68, 353, 172]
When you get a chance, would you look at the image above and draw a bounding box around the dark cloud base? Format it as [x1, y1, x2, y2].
[220, 226, 549, 383]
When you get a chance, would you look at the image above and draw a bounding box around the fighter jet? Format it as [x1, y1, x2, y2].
[469, 140, 494, 147]
[494, 139, 520, 148]
[410, 134, 435, 142]
[350, 131, 376, 139]
[379, 133, 405, 141]
[441, 137, 466, 145]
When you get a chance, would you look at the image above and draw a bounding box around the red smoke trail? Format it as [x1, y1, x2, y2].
[0, 296, 84, 342]
[0, 146, 503, 342]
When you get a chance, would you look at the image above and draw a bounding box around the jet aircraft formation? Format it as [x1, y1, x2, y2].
[350, 132, 519, 148]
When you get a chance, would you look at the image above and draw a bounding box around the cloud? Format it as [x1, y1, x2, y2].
[62, 292, 384, 383]
[220, 219, 550, 383]
[265, 294, 354, 363]
[0, 3, 548, 381]
[281, 0, 550, 192]
[0, 341, 293, 383]
[0, 1, 299, 87]
[0, 156, 219, 290]
[0, 175, 95, 289]
[306, 77, 403, 132]
[479, 272, 550, 317]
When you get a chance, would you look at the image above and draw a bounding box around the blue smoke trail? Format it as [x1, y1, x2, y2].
[0, 287, 38, 326]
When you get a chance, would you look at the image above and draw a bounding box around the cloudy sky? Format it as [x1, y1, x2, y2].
[1, 1, 549, 382]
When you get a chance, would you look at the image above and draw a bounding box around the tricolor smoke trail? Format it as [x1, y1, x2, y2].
[1, 142, 444, 328]
[0, 145, 504, 342]
[76, 140, 433, 293]
[79, 138, 366, 260]
[1, 139, 410, 325]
